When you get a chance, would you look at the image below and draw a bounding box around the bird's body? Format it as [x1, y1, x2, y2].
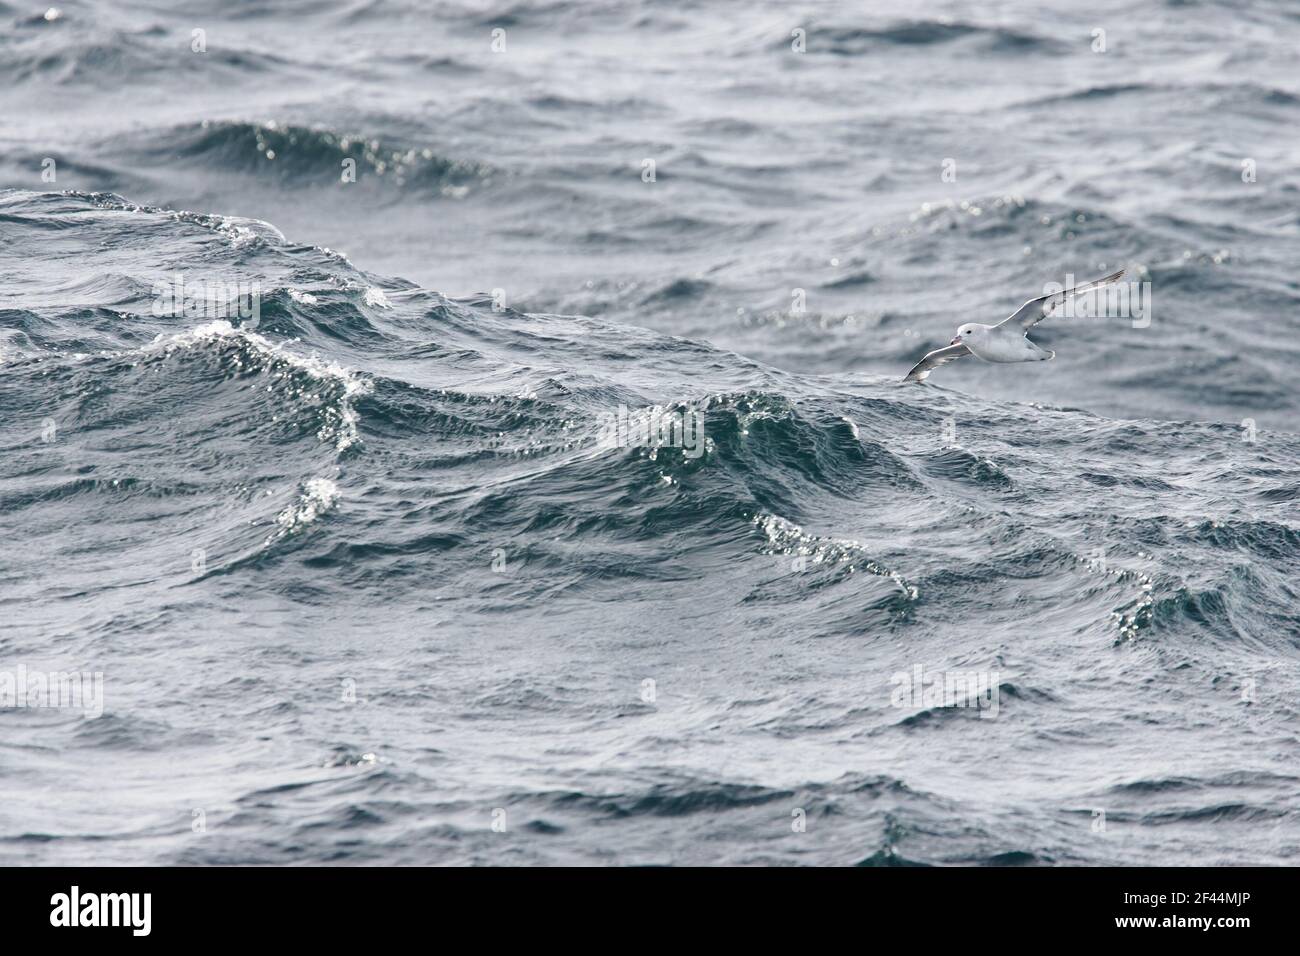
[959, 324, 1055, 364]
[903, 269, 1124, 383]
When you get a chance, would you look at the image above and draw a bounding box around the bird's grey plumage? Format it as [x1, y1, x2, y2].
[903, 269, 1126, 383]
[997, 269, 1127, 331]
[903, 343, 971, 382]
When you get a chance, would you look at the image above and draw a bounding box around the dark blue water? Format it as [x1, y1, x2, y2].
[1, 0, 1298, 865]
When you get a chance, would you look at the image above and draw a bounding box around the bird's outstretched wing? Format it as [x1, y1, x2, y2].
[996, 269, 1126, 331]
[903, 343, 970, 383]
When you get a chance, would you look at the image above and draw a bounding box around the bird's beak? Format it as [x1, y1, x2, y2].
[950, 335, 962, 346]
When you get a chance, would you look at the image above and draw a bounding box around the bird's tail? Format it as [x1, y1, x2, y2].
[1027, 339, 1055, 360]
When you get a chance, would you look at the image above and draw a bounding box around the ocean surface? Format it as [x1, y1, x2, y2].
[1, 0, 1298, 865]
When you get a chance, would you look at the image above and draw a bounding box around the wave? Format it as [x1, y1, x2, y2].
[4, 186, 1299, 658]
[1017, 80, 1300, 111]
[116, 121, 495, 193]
[140, 318, 370, 452]
[1, 20, 297, 86]
[807, 20, 1063, 56]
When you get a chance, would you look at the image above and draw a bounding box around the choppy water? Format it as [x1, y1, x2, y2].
[1, 0, 1298, 865]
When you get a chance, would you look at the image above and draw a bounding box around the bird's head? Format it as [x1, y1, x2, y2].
[951, 324, 978, 346]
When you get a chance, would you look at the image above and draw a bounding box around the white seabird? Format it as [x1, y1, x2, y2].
[903, 269, 1126, 383]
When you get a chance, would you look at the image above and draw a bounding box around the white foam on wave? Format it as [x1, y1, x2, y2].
[144, 319, 370, 452]
[272, 477, 341, 538]
[753, 512, 919, 599]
